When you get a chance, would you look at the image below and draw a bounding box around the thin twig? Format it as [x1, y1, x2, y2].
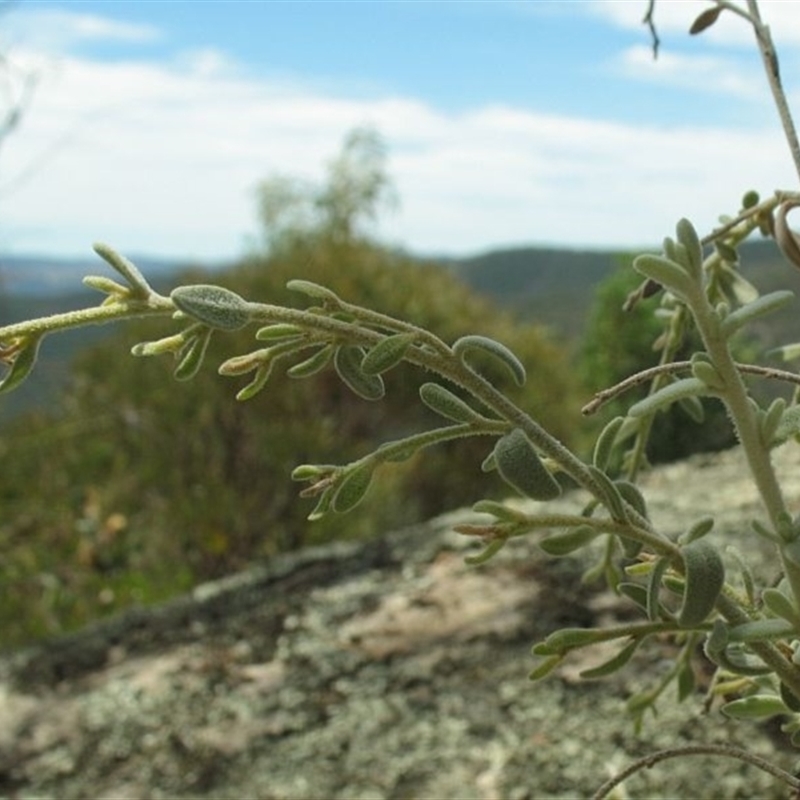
[642, 0, 660, 59]
[582, 360, 800, 415]
[591, 743, 800, 800]
[744, 0, 800, 184]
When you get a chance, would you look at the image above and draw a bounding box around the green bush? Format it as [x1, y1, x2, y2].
[0, 237, 580, 646]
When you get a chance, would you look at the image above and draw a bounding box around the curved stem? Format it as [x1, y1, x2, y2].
[591, 742, 800, 800]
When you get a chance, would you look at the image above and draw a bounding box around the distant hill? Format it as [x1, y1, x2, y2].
[0, 252, 218, 296]
[2, 237, 799, 422]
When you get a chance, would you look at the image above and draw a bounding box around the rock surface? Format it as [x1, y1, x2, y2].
[4, 445, 800, 799]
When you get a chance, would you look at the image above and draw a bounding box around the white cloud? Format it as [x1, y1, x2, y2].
[0, 7, 797, 262]
[618, 44, 762, 97]
[3, 8, 160, 52]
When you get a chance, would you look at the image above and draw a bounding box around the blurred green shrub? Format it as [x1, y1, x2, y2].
[579, 261, 737, 463]
[0, 130, 582, 647]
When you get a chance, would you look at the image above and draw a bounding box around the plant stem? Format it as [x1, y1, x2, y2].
[744, 0, 800, 183]
[591, 741, 800, 800]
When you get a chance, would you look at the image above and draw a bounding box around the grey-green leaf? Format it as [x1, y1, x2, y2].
[286, 279, 342, 304]
[333, 345, 385, 400]
[0, 335, 42, 394]
[678, 539, 725, 627]
[720, 290, 794, 338]
[171, 285, 251, 331]
[538, 525, 598, 556]
[592, 416, 624, 472]
[494, 428, 561, 501]
[633, 253, 694, 298]
[580, 637, 641, 679]
[452, 335, 526, 386]
[419, 382, 481, 423]
[721, 695, 788, 720]
[173, 328, 212, 381]
[361, 333, 415, 375]
[628, 377, 710, 418]
[287, 345, 334, 378]
[675, 218, 703, 280]
[332, 466, 374, 513]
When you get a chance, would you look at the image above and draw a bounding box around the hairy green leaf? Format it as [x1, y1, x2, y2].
[419, 382, 482, 423]
[528, 655, 562, 682]
[721, 695, 787, 720]
[287, 345, 334, 378]
[361, 333, 415, 375]
[333, 345, 385, 400]
[0, 336, 42, 395]
[720, 290, 794, 338]
[93, 242, 151, 297]
[173, 328, 212, 381]
[679, 516, 715, 545]
[286, 279, 342, 304]
[333, 466, 374, 513]
[255, 323, 305, 341]
[464, 537, 508, 566]
[235, 362, 274, 401]
[675, 218, 703, 280]
[628, 378, 710, 418]
[632, 253, 694, 298]
[494, 428, 561, 501]
[592, 416, 624, 472]
[452, 334, 526, 386]
[538, 525, 598, 556]
[762, 586, 800, 626]
[171, 285, 251, 331]
[678, 539, 725, 627]
[580, 637, 641, 680]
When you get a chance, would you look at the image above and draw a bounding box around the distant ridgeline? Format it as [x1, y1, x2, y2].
[446, 237, 793, 339]
[0, 238, 793, 421]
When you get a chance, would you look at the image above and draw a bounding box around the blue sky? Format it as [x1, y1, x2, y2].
[1, 0, 799, 262]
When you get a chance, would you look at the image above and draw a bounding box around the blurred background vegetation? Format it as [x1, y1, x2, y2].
[1, 128, 793, 647]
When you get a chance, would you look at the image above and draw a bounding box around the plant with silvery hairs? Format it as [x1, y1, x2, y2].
[4, 1, 800, 795]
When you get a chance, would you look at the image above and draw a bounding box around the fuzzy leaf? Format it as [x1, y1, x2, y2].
[419, 382, 481, 423]
[592, 416, 624, 472]
[678, 539, 725, 627]
[679, 516, 715, 545]
[580, 637, 640, 680]
[452, 335, 526, 386]
[762, 587, 800, 626]
[464, 537, 508, 566]
[720, 290, 794, 338]
[174, 329, 212, 381]
[333, 345, 385, 400]
[776, 201, 800, 270]
[287, 345, 334, 378]
[528, 655, 562, 682]
[721, 695, 787, 720]
[675, 218, 703, 280]
[332, 466, 374, 513]
[171, 285, 251, 331]
[361, 333, 415, 375]
[538, 525, 598, 556]
[286, 279, 342, 304]
[235, 362, 274, 401]
[0, 336, 42, 394]
[689, 5, 723, 35]
[628, 377, 710, 418]
[633, 254, 694, 298]
[532, 627, 611, 656]
[494, 428, 561, 501]
[255, 323, 305, 341]
[93, 242, 151, 297]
